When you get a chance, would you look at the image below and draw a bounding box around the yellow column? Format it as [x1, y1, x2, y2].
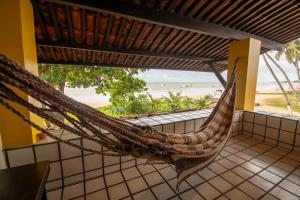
[227, 38, 261, 111]
[0, 0, 44, 148]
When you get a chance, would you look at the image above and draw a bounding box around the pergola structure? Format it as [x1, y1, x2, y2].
[34, 0, 299, 73]
[0, 0, 300, 148]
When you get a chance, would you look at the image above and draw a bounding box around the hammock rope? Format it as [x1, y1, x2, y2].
[0, 54, 238, 185]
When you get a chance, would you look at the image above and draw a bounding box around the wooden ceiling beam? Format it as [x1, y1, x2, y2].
[37, 40, 227, 63]
[46, 0, 284, 50]
[37, 59, 222, 72]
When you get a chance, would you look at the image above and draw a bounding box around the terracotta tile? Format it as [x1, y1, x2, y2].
[180, 189, 204, 200]
[133, 189, 156, 200]
[225, 188, 252, 200]
[195, 182, 221, 200]
[236, 151, 254, 161]
[270, 186, 298, 200]
[249, 175, 274, 191]
[209, 176, 234, 193]
[238, 181, 265, 199]
[244, 112, 254, 123]
[152, 183, 175, 200]
[254, 114, 267, 125]
[108, 183, 130, 200]
[127, 177, 148, 194]
[221, 171, 244, 186]
[259, 170, 282, 184]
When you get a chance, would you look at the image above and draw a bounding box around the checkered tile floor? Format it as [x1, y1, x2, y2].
[52, 134, 300, 200]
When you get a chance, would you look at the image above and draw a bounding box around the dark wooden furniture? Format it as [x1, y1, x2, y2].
[0, 161, 50, 200]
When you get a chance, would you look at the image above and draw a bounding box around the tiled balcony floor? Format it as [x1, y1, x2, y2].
[52, 134, 300, 200]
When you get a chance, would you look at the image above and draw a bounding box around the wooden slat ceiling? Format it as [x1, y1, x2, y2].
[34, 0, 300, 72]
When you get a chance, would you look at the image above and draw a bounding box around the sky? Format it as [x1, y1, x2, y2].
[136, 51, 298, 83]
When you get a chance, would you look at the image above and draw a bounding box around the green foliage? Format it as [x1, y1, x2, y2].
[163, 91, 183, 111]
[99, 92, 214, 117]
[275, 39, 300, 64]
[38, 64, 147, 104]
[193, 95, 212, 109]
[39, 64, 214, 117]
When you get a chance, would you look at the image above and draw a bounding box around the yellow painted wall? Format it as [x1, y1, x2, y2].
[227, 38, 261, 111]
[0, 0, 44, 148]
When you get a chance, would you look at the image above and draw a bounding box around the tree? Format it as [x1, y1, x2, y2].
[38, 64, 147, 105]
[262, 54, 293, 115]
[163, 91, 183, 111]
[194, 95, 212, 109]
[275, 39, 300, 82]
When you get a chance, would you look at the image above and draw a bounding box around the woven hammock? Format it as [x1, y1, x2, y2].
[0, 54, 237, 186]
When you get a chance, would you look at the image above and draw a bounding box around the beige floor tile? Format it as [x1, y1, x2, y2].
[266, 165, 289, 177]
[209, 176, 234, 193]
[249, 175, 274, 191]
[158, 166, 177, 180]
[85, 177, 105, 193]
[180, 189, 204, 200]
[286, 174, 300, 185]
[144, 171, 164, 186]
[260, 194, 279, 200]
[108, 183, 130, 200]
[227, 155, 245, 165]
[122, 167, 141, 180]
[208, 162, 227, 174]
[270, 187, 298, 200]
[279, 180, 300, 196]
[152, 183, 175, 200]
[217, 158, 238, 169]
[232, 166, 254, 179]
[197, 167, 217, 180]
[238, 181, 265, 199]
[195, 182, 221, 200]
[221, 171, 244, 186]
[185, 174, 204, 186]
[138, 164, 155, 175]
[105, 171, 124, 186]
[241, 162, 262, 173]
[258, 170, 282, 184]
[133, 189, 156, 200]
[226, 188, 252, 200]
[86, 189, 108, 200]
[168, 178, 191, 192]
[127, 177, 148, 194]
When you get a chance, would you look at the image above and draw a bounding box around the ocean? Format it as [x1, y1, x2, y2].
[65, 82, 294, 107]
